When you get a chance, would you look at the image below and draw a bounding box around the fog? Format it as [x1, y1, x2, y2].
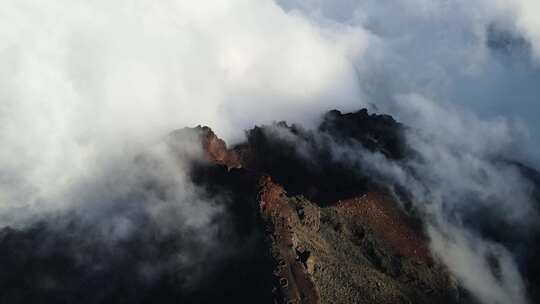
[0, 0, 367, 225]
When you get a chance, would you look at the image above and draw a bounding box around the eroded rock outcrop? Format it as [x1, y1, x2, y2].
[259, 176, 320, 304]
[256, 180, 457, 304]
[190, 109, 461, 304]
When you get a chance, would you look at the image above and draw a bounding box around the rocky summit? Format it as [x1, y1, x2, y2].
[0, 109, 538, 304]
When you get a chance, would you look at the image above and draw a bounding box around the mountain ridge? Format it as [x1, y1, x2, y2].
[0, 108, 538, 304]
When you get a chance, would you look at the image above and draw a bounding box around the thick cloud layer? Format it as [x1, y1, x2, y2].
[0, 1, 539, 304]
[0, 0, 367, 225]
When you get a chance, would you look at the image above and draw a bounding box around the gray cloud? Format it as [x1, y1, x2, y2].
[279, 0, 540, 166]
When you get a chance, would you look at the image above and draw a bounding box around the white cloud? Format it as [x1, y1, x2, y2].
[430, 226, 528, 304]
[0, 0, 368, 224]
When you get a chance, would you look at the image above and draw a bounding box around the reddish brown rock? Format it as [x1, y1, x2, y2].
[198, 126, 242, 168]
[335, 192, 431, 263]
[259, 176, 320, 304]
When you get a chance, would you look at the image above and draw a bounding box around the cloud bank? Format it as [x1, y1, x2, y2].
[0, 0, 368, 225]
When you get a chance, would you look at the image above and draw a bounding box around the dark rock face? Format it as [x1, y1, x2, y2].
[238, 122, 371, 205]
[319, 109, 407, 160]
[0, 108, 537, 303]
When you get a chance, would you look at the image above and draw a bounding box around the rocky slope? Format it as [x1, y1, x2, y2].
[0, 109, 538, 303]
[185, 112, 460, 304]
